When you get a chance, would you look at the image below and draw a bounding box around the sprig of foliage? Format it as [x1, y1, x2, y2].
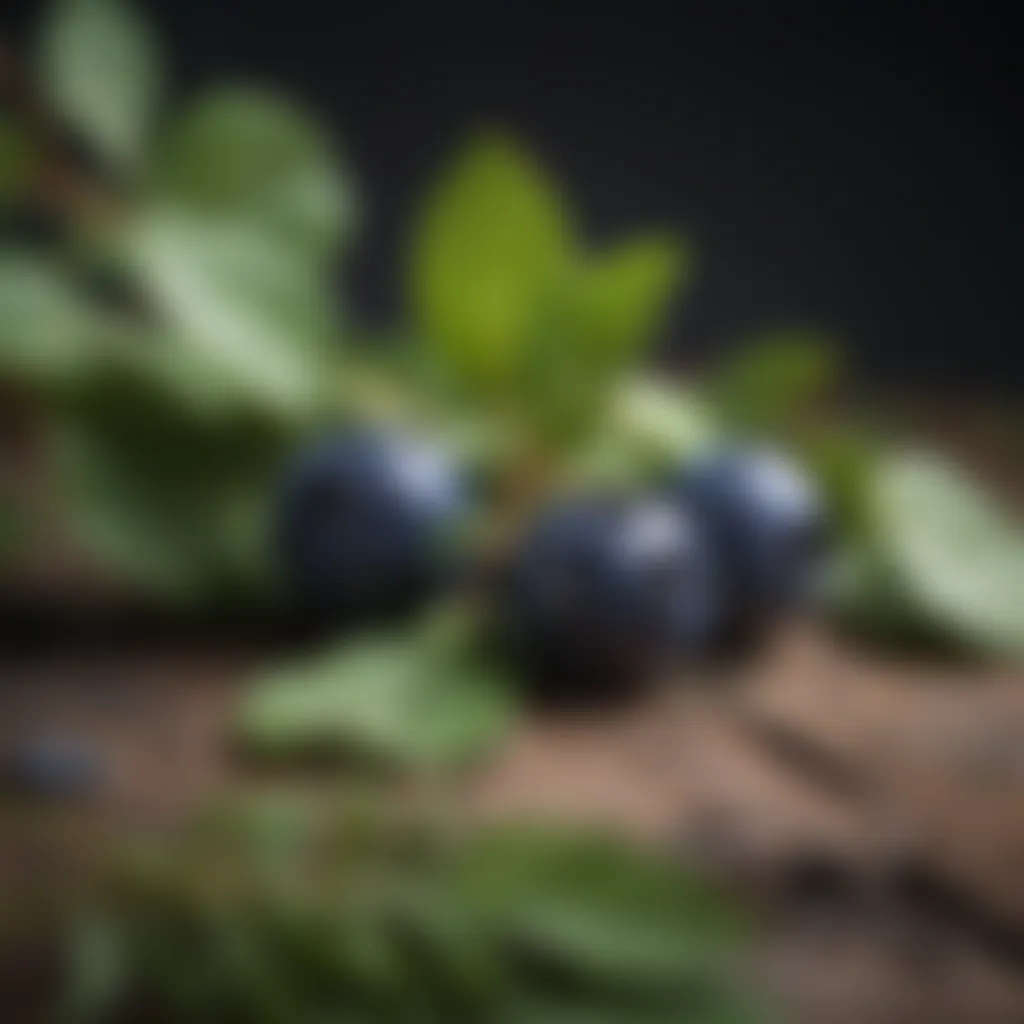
[1, 0, 357, 603]
[62, 799, 761, 1024]
[6, 0, 1022, 659]
[408, 132, 689, 451]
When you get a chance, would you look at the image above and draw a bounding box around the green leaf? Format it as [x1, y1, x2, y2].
[409, 133, 687, 446]
[515, 239, 686, 442]
[237, 631, 517, 769]
[123, 89, 353, 423]
[457, 828, 746, 987]
[0, 253, 99, 388]
[409, 131, 572, 395]
[127, 210, 340, 422]
[453, 828, 757, 1023]
[151, 87, 357, 261]
[563, 236, 687, 372]
[38, 0, 162, 170]
[873, 453, 1024, 658]
[708, 328, 841, 437]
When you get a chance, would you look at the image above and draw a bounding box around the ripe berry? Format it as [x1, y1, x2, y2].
[673, 447, 826, 647]
[504, 496, 719, 694]
[276, 429, 468, 623]
[2, 737, 103, 801]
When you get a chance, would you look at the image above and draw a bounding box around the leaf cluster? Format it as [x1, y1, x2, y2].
[1, 0, 355, 603]
[63, 800, 761, 1024]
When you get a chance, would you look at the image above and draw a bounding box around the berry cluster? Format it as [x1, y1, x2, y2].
[277, 429, 826, 692]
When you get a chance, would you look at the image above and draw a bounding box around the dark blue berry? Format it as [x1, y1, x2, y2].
[504, 496, 719, 693]
[674, 447, 826, 647]
[2, 737, 103, 801]
[276, 429, 468, 623]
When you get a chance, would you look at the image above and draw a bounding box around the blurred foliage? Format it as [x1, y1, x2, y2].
[409, 132, 689, 448]
[707, 327, 841, 439]
[151, 88, 357, 260]
[38, 0, 162, 171]
[237, 618, 517, 769]
[126, 208, 340, 418]
[62, 799, 759, 1024]
[707, 339, 1024, 659]
[1, 0, 355, 602]
[410, 133, 573, 398]
[0, 253, 101, 388]
[2, 4, 1021, 1020]
[52, 385, 292, 605]
[5, 5, 1019, 1021]
[830, 453, 1024, 657]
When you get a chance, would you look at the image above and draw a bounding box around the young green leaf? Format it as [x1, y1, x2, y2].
[565, 236, 688, 372]
[409, 133, 689, 450]
[515, 238, 687, 442]
[38, 0, 162, 171]
[409, 131, 572, 395]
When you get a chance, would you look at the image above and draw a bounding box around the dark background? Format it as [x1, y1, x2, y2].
[5, 0, 1021, 388]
